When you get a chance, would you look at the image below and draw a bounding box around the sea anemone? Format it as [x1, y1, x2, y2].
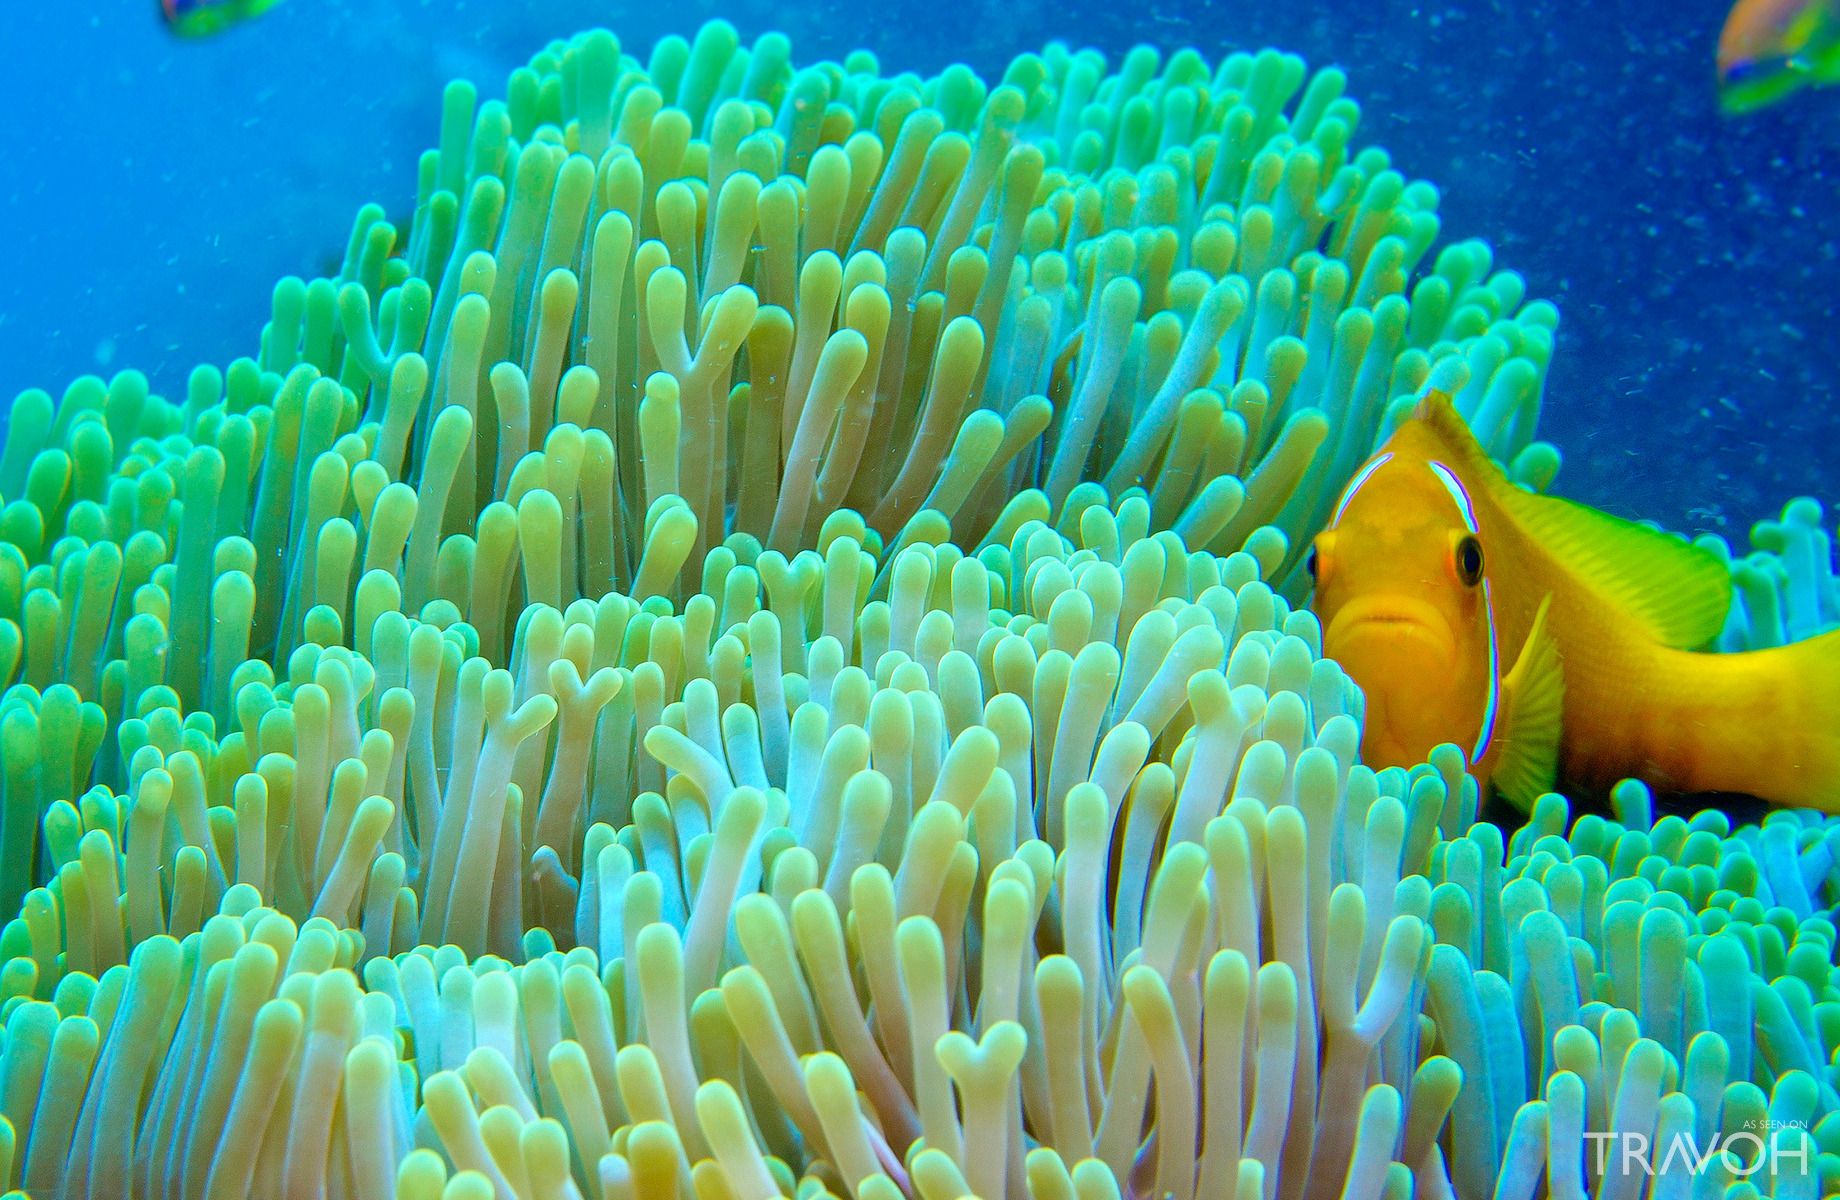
[1707, 497, 1840, 652]
[3, 513, 1419, 1199]
[0, 17, 1832, 1200]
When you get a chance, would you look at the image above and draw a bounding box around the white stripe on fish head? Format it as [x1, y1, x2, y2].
[1328, 452, 1394, 529]
[1426, 460, 1479, 534]
[1427, 460, 1498, 763]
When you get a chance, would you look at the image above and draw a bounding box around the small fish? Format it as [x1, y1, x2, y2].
[1718, 0, 1840, 113]
[1309, 390, 1840, 811]
[159, 0, 284, 39]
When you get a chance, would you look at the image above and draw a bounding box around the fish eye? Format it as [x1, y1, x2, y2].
[1306, 534, 1334, 586]
[1455, 535, 1484, 587]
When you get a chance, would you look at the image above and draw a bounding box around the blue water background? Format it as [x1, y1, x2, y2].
[1, 0, 1834, 537]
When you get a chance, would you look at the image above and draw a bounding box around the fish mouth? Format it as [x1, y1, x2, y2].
[1323, 596, 1459, 665]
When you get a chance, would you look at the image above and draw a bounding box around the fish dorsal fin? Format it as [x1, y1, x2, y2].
[1493, 489, 1731, 648]
[1412, 390, 1502, 482]
[1412, 389, 1732, 649]
[1492, 594, 1565, 811]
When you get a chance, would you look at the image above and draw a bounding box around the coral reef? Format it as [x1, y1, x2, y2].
[0, 18, 1834, 1200]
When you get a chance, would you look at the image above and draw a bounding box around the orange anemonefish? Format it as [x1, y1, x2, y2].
[1309, 390, 1840, 811]
[1717, 0, 1840, 113]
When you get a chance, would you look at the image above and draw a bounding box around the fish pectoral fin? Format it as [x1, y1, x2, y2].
[1491, 593, 1565, 810]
